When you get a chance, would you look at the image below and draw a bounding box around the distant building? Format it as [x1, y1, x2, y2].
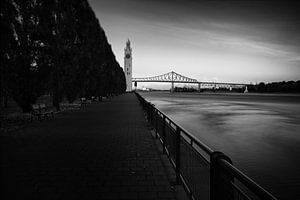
[124, 39, 132, 92]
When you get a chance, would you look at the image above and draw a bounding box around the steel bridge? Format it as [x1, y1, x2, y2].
[132, 71, 247, 92]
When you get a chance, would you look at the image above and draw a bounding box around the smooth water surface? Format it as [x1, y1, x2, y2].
[141, 92, 300, 200]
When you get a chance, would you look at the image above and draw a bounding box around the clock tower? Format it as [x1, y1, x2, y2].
[124, 39, 132, 92]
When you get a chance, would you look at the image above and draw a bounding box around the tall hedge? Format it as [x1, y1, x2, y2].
[1, 0, 126, 112]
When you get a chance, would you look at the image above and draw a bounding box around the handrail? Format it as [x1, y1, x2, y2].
[149, 102, 213, 155]
[135, 92, 277, 200]
[218, 159, 278, 200]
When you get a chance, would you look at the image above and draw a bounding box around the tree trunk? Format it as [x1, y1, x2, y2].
[52, 70, 60, 111]
[53, 87, 60, 111]
[4, 93, 8, 108]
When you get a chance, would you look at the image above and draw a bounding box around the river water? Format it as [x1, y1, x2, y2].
[140, 91, 300, 200]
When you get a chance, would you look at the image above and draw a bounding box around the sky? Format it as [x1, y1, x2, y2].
[88, 0, 300, 85]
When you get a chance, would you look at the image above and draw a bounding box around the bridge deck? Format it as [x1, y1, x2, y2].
[1, 93, 186, 200]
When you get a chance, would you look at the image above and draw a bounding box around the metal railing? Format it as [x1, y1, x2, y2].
[135, 92, 277, 200]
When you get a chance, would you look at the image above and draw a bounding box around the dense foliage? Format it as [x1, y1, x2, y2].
[174, 86, 197, 92]
[174, 81, 300, 93]
[1, 0, 126, 112]
[248, 81, 300, 93]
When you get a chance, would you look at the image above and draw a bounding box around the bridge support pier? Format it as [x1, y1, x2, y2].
[198, 83, 201, 92]
[171, 81, 174, 93]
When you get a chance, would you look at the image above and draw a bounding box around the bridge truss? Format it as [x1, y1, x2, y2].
[132, 71, 247, 92]
[132, 71, 198, 83]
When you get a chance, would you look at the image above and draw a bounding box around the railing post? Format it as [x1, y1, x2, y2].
[147, 103, 150, 121]
[149, 104, 153, 125]
[210, 151, 234, 200]
[151, 105, 154, 126]
[155, 110, 158, 138]
[175, 126, 181, 184]
[149, 104, 152, 123]
[162, 116, 166, 154]
[149, 104, 151, 123]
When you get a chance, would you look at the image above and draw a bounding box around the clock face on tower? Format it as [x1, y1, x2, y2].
[125, 54, 131, 59]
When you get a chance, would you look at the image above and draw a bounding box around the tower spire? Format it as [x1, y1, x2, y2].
[126, 39, 130, 47]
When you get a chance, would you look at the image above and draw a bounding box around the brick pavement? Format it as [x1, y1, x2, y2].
[1, 93, 186, 200]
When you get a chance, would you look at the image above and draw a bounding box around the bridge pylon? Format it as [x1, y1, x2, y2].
[171, 71, 174, 93]
[198, 83, 201, 92]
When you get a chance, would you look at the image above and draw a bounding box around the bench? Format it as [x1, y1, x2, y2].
[68, 103, 82, 110]
[80, 98, 87, 109]
[31, 104, 54, 122]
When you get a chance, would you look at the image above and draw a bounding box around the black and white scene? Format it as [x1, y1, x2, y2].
[1, 0, 300, 200]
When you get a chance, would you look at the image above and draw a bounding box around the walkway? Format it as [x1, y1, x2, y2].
[1, 93, 183, 200]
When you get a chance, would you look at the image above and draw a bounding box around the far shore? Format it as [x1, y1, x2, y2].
[137, 90, 300, 96]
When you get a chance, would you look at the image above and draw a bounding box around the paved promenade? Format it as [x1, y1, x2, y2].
[1, 93, 183, 200]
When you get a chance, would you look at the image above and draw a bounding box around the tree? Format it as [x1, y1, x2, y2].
[1, 0, 126, 112]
